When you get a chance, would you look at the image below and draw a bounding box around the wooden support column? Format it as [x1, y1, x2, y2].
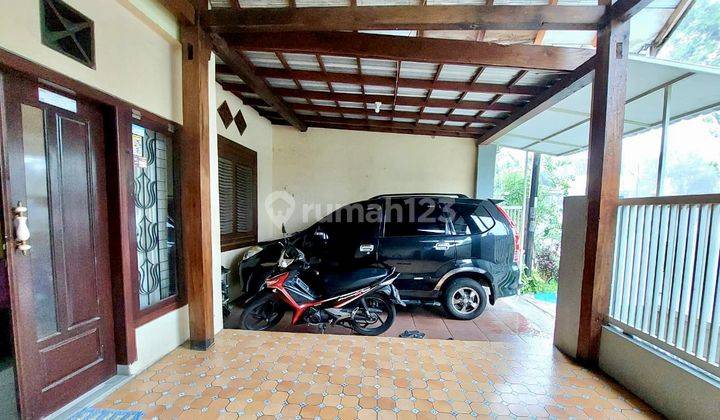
[180, 23, 215, 350]
[576, 17, 630, 364]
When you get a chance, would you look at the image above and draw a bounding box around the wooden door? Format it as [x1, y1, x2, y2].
[0, 73, 115, 419]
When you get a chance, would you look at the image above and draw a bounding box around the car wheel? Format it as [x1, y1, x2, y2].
[442, 278, 488, 320]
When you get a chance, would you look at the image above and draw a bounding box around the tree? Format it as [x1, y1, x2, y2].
[658, 0, 720, 68]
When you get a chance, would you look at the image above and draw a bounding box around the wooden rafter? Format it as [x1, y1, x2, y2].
[221, 31, 594, 72]
[304, 122, 483, 140]
[219, 66, 544, 96]
[201, 5, 607, 33]
[274, 103, 501, 125]
[416, 64, 444, 127]
[287, 116, 486, 136]
[476, 57, 596, 145]
[650, 0, 694, 56]
[227, 87, 519, 112]
[210, 34, 307, 131]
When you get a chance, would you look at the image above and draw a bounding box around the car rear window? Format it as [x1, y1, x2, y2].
[446, 202, 495, 235]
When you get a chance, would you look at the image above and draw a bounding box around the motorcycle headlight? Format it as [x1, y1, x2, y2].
[242, 245, 263, 261]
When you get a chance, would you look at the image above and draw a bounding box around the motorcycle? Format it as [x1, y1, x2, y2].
[237, 239, 403, 336]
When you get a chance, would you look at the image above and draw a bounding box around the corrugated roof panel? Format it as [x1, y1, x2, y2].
[539, 30, 596, 48]
[240, 92, 259, 99]
[296, 0, 350, 6]
[493, 0, 548, 4]
[338, 101, 365, 108]
[283, 97, 308, 104]
[463, 92, 495, 102]
[345, 114, 365, 119]
[419, 119, 441, 125]
[468, 122, 492, 128]
[516, 70, 560, 87]
[427, 0, 484, 4]
[299, 80, 331, 91]
[368, 115, 392, 121]
[331, 82, 362, 94]
[321, 55, 358, 73]
[311, 99, 337, 107]
[359, 29, 417, 37]
[438, 64, 479, 82]
[400, 61, 438, 80]
[216, 74, 243, 83]
[481, 110, 510, 118]
[452, 109, 479, 116]
[397, 87, 428, 97]
[244, 51, 284, 68]
[430, 90, 461, 100]
[319, 112, 342, 118]
[393, 117, 416, 123]
[265, 78, 297, 88]
[475, 67, 520, 85]
[443, 121, 467, 126]
[364, 85, 395, 95]
[395, 105, 421, 112]
[358, 0, 420, 5]
[424, 107, 450, 114]
[236, 0, 289, 7]
[296, 110, 316, 116]
[282, 53, 320, 71]
[361, 58, 397, 77]
[495, 94, 530, 105]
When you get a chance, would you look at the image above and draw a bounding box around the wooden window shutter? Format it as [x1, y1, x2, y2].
[218, 135, 258, 251]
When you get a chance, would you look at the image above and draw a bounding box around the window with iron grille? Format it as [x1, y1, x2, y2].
[218, 135, 257, 251]
[40, 0, 95, 68]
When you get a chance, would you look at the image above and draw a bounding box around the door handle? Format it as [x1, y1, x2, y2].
[433, 242, 451, 251]
[13, 202, 31, 255]
[359, 244, 375, 253]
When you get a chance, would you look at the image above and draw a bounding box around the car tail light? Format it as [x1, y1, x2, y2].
[266, 272, 289, 288]
[496, 205, 521, 263]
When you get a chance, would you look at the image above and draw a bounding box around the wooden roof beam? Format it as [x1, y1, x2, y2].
[221, 31, 594, 72]
[283, 103, 501, 124]
[222, 67, 544, 96]
[224, 85, 520, 112]
[201, 5, 607, 33]
[476, 56, 596, 145]
[209, 34, 307, 131]
[305, 122, 481, 140]
[158, 0, 195, 25]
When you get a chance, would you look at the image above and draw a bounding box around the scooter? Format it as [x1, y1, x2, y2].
[238, 239, 403, 336]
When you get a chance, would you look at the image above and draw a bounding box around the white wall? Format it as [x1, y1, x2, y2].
[553, 196, 587, 358]
[211, 81, 275, 333]
[0, 0, 187, 371]
[475, 145, 497, 199]
[271, 126, 478, 233]
[0, 0, 182, 123]
[599, 327, 720, 419]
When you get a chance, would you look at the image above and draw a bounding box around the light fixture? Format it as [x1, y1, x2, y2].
[374, 101, 382, 113]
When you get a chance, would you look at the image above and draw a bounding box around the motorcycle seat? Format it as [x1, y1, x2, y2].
[318, 267, 389, 297]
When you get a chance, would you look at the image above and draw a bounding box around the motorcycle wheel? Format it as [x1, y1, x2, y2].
[350, 293, 396, 336]
[238, 293, 284, 331]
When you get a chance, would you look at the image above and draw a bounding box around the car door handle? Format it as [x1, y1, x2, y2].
[433, 242, 451, 251]
[359, 244, 375, 253]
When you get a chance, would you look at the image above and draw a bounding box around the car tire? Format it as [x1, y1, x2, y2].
[442, 278, 488, 320]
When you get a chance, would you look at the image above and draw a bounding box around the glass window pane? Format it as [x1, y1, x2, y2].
[21, 104, 59, 339]
[133, 125, 178, 309]
[384, 199, 446, 237]
[661, 111, 720, 195]
[620, 127, 661, 198]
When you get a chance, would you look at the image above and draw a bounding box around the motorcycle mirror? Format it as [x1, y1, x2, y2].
[281, 223, 287, 236]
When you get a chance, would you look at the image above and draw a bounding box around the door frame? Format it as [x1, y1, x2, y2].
[0, 47, 184, 418]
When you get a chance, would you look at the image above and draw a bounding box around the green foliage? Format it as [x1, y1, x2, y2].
[658, 0, 720, 68]
[520, 270, 558, 295]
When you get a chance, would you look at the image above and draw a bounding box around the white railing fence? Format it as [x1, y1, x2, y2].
[608, 194, 720, 378]
[502, 205, 525, 255]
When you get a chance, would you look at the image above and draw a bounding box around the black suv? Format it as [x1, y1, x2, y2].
[234, 194, 520, 319]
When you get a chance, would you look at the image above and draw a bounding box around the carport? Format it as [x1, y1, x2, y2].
[90, 1, 717, 419]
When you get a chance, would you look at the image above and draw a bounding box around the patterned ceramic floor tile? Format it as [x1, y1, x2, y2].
[96, 329, 660, 419]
